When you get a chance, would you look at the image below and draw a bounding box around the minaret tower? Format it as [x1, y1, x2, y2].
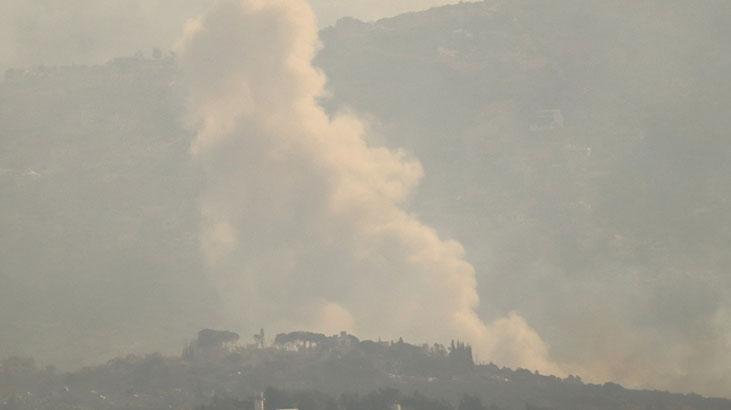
[255, 392, 265, 410]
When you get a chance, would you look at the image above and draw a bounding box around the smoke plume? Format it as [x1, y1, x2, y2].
[177, 0, 561, 375]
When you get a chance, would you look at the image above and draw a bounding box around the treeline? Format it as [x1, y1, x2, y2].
[2, 330, 730, 410]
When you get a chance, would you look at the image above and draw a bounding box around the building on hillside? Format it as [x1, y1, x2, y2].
[255, 392, 265, 410]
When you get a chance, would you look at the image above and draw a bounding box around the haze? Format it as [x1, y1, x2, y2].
[1, 0, 730, 403]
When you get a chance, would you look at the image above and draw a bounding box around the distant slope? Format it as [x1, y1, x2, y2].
[1, 0, 730, 398]
[315, 0, 731, 396]
[1, 331, 729, 410]
[0, 57, 217, 367]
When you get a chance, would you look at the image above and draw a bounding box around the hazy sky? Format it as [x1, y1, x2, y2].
[312, 0, 462, 25]
[0, 0, 457, 70]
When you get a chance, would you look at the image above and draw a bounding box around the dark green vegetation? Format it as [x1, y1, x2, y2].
[1, 331, 729, 410]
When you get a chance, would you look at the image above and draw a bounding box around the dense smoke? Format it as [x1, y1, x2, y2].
[315, 1, 731, 396]
[176, 0, 561, 375]
[3, 0, 730, 399]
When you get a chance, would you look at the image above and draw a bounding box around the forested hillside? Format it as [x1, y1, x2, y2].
[1, 0, 731, 399]
[2, 331, 729, 410]
[316, 1, 731, 395]
[0, 55, 217, 366]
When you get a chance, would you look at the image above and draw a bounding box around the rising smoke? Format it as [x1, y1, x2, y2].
[176, 0, 562, 375]
[3, 0, 728, 398]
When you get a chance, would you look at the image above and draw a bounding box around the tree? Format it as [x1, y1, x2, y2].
[197, 329, 240, 348]
[448, 340, 474, 368]
[253, 328, 266, 348]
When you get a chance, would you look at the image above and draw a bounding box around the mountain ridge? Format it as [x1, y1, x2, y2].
[2, 330, 729, 410]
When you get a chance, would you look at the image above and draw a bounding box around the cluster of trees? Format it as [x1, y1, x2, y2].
[271, 331, 473, 368]
[1, 330, 729, 410]
[183, 329, 241, 360]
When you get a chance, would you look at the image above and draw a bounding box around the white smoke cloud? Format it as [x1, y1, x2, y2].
[177, 0, 563, 375]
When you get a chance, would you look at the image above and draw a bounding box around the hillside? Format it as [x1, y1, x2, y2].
[1, 331, 729, 410]
[1, 0, 730, 398]
[316, 1, 731, 395]
[0, 56, 216, 366]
